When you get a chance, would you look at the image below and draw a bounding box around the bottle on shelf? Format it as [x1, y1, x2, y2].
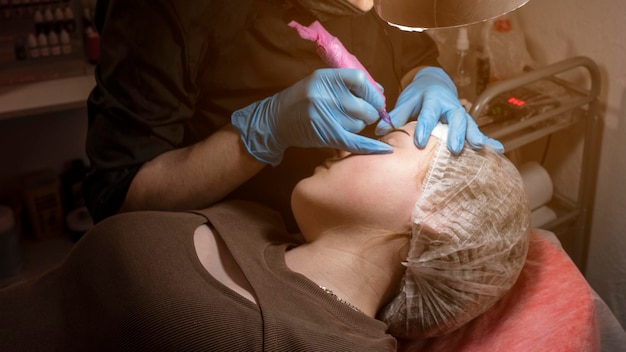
[82, 7, 100, 63]
[33, 8, 44, 34]
[452, 27, 476, 110]
[54, 7, 65, 33]
[452, 27, 475, 107]
[59, 28, 72, 55]
[48, 30, 61, 56]
[43, 7, 54, 35]
[63, 6, 76, 33]
[27, 33, 40, 58]
[37, 32, 50, 57]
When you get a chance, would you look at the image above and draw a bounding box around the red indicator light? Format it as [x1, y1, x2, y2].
[507, 96, 526, 107]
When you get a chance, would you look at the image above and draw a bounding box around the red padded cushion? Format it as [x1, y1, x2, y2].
[399, 231, 600, 352]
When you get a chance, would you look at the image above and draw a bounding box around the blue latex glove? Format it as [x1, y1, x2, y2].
[376, 66, 504, 154]
[232, 68, 393, 166]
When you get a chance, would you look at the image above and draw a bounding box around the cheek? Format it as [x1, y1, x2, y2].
[297, 163, 373, 205]
[291, 161, 378, 221]
[292, 157, 421, 230]
[371, 176, 421, 228]
[333, 161, 420, 227]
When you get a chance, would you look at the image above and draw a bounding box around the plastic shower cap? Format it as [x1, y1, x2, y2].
[378, 123, 531, 339]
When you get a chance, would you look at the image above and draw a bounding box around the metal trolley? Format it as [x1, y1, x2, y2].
[469, 56, 602, 272]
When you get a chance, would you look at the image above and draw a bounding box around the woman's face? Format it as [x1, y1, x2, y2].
[292, 122, 435, 235]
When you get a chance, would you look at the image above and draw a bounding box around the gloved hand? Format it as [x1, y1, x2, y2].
[232, 68, 393, 166]
[376, 66, 504, 155]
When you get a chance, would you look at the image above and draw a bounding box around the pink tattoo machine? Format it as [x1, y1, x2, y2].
[288, 20, 398, 131]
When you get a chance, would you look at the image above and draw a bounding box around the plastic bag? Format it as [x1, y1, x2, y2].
[484, 13, 534, 81]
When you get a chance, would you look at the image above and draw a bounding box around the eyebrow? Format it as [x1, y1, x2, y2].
[379, 129, 412, 146]
[385, 128, 411, 137]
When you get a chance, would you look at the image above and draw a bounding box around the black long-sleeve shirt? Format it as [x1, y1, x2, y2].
[84, 0, 440, 229]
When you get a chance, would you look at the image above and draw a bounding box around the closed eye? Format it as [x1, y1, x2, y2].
[380, 129, 412, 145]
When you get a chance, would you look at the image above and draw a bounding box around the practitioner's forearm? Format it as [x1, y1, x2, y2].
[120, 124, 266, 213]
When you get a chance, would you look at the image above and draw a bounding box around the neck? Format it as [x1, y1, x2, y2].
[285, 228, 407, 317]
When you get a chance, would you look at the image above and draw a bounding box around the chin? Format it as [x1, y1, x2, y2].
[290, 180, 308, 221]
[290, 182, 314, 236]
[354, 0, 375, 11]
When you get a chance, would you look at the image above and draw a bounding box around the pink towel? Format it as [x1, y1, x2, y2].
[399, 231, 600, 352]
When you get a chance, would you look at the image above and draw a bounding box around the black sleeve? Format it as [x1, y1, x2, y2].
[83, 0, 212, 222]
[395, 26, 441, 78]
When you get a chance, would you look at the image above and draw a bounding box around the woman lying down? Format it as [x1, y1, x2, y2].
[0, 122, 530, 351]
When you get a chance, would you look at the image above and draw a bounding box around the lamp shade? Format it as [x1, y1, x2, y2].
[375, 0, 530, 29]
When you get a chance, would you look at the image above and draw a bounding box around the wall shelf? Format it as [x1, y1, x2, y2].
[0, 72, 95, 121]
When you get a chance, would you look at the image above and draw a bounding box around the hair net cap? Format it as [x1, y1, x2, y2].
[378, 123, 531, 339]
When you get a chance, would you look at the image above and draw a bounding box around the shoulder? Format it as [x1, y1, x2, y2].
[80, 210, 205, 252]
[199, 200, 288, 232]
[94, 210, 203, 232]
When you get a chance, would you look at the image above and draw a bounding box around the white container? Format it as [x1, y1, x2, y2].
[0, 205, 22, 280]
